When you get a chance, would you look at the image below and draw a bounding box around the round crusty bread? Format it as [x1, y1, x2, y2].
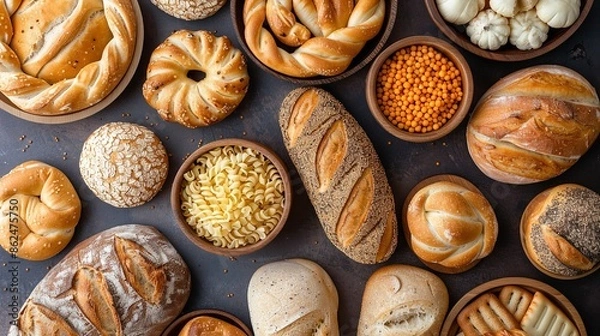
[406, 180, 498, 272]
[0, 0, 137, 115]
[247, 258, 339, 336]
[466, 65, 600, 184]
[357, 264, 449, 336]
[522, 183, 600, 277]
[143, 30, 249, 128]
[178, 316, 247, 336]
[0, 161, 81, 261]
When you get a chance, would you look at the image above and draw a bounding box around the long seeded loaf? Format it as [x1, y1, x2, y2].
[279, 87, 398, 264]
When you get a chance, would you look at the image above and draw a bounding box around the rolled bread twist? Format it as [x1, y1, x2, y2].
[0, 0, 137, 115]
[243, 0, 385, 77]
[406, 180, 498, 271]
[0, 161, 81, 260]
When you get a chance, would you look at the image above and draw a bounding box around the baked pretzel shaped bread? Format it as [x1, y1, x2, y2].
[0, 161, 81, 260]
[0, 0, 137, 115]
[243, 0, 385, 77]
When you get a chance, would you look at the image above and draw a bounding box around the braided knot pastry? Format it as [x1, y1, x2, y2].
[143, 30, 249, 128]
[0, 161, 81, 260]
[243, 0, 385, 77]
[0, 0, 137, 115]
[406, 180, 498, 272]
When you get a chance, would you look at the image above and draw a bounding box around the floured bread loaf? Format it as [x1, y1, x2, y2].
[279, 87, 397, 264]
[247, 258, 339, 336]
[357, 264, 448, 336]
[8, 224, 191, 336]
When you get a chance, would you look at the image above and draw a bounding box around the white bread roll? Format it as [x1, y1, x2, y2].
[357, 264, 448, 336]
[247, 258, 339, 336]
[466, 65, 600, 184]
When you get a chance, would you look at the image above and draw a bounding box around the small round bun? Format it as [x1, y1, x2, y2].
[143, 30, 249, 128]
[521, 183, 600, 279]
[179, 316, 247, 336]
[151, 0, 226, 20]
[79, 122, 168, 208]
[406, 179, 498, 273]
[0, 161, 81, 260]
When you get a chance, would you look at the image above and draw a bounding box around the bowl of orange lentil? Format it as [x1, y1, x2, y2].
[365, 35, 474, 143]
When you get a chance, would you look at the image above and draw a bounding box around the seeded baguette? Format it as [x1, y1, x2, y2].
[279, 87, 398, 264]
[8, 224, 191, 336]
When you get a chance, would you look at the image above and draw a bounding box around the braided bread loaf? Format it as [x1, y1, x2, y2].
[0, 0, 137, 115]
[406, 179, 498, 272]
[243, 0, 385, 77]
[0, 161, 81, 260]
[143, 30, 249, 128]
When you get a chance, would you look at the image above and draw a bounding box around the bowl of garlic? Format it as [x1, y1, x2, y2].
[424, 0, 593, 61]
[171, 138, 292, 257]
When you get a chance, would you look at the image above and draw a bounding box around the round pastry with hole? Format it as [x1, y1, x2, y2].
[79, 122, 169, 208]
[143, 30, 249, 128]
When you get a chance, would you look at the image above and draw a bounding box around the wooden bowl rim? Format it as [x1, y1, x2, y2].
[0, 0, 144, 124]
[230, 0, 398, 84]
[440, 277, 588, 336]
[519, 185, 600, 280]
[401, 174, 495, 274]
[423, 0, 594, 62]
[160, 309, 253, 336]
[170, 138, 292, 257]
[365, 35, 474, 143]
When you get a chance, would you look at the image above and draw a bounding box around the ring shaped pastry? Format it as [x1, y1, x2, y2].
[0, 0, 137, 115]
[143, 30, 250, 128]
[243, 0, 385, 77]
[0, 161, 81, 261]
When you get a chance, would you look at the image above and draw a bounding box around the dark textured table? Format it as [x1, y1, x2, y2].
[1, 1, 599, 335]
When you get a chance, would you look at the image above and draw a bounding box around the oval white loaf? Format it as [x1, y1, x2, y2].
[279, 87, 398, 264]
[8, 224, 191, 336]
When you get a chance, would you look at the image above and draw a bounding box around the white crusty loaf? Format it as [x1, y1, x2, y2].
[8, 224, 191, 336]
[466, 65, 600, 184]
[247, 258, 339, 336]
[406, 179, 498, 273]
[0, 161, 81, 261]
[521, 183, 600, 277]
[279, 87, 397, 264]
[0, 0, 137, 115]
[357, 264, 448, 336]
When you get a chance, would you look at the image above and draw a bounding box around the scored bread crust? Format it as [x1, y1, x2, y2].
[0, 0, 137, 115]
[466, 65, 600, 184]
[8, 224, 191, 336]
[279, 87, 398, 264]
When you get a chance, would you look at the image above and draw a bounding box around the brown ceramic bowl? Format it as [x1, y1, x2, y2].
[441, 277, 587, 336]
[366, 36, 473, 143]
[424, 0, 594, 61]
[231, 0, 397, 85]
[161, 309, 253, 336]
[171, 138, 292, 257]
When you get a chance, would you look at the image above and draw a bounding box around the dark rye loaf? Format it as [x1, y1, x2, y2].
[279, 87, 397, 264]
[9, 224, 191, 336]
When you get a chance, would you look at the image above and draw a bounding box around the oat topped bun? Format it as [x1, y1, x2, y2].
[79, 122, 168, 208]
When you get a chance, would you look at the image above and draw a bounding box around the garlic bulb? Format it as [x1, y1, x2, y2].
[436, 0, 485, 25]
[490, 0, 539, 17]
[509, 10, 550, 50]
[466, 9, 510, 51]
[536, 0, 580, 28]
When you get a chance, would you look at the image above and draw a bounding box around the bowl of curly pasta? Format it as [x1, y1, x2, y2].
[171, 138, 292, 257]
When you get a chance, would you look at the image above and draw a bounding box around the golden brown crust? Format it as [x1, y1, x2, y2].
[406, 180, 498, 270]
[466, 65, 600, 184]
[179, 316, 247, 336]
[498, 285, 534, 322]
[0, 0, 137, 115]
[457, 293, 520, 336]
[143, 30, 249, 128]
[279, 87, 397, 264]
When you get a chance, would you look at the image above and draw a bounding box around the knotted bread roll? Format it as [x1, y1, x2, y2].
[0, 0, 137, 115]
[406, 179, 498, 273]
[0, 161, 81, 260]
[466, 65, 600, 184]
[243, 0, 385, 77]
